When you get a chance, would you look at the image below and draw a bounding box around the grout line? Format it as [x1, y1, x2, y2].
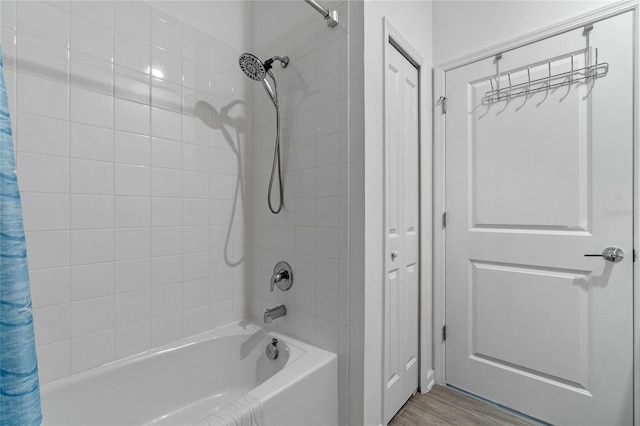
[110, 0, 116, 363]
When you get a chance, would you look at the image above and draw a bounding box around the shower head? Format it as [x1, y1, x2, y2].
[238, 53, 289, 81]
[239, 53, 266, 81]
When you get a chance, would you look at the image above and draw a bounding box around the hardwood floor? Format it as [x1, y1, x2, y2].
[389, 385, 544, 426]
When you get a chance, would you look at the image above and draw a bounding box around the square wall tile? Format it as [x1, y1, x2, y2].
[70, 159, 113, 195]
[70, 262, 114, 302]
[71, 195, 114, 230]
[25, 230, 69, 270]
[115, 164, 150, 197]
[115, 289, 151, 326]
[70, 295, 114, 337]
[151, 107, 181, 141]
[151, 15, 181, 55]
[115, 320, 151, 359]
[69, 1, 114, 29]
[115, 196, 151, 228]
[115, 131, 151, 166]
[151, 47, 181, 85]
[115, 99, 150, 135]
[70, 229, 114, 265]
[151, 227, 182, 257]
[33, 304, 69, 345]
[151, 311, 182, 347]
[115, 2, 150, 44]
[70, 87, 113, 128]
[69, 51, 113, 95]
[21, 193, 69, 231]
[17, 1, 68, 47]
[115, 33, 150, 74]
[37, 340, 70, 384]
[115, 65, 150, 104]
[70, 329, 114, 373]
[151, 167, 182, 198]
[151, 255, 182, 287]
[115, 228, 151, 261]
[151, 137, 181, 169]
[17, 73, 69, 120]
[30, 267, 70, 308]
[70, 123, 114, 162]
[70, 15, 113, 62]
[115, 259, 151, 293]
[18, 153, 69, 193]
[16, 32, 68, 83]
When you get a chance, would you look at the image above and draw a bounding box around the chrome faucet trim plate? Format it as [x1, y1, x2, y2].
[270, 261, 293, 292]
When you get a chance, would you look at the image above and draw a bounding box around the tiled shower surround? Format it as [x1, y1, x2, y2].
[2, 1, 352, 423]
[1, 1, 253, 382]
[249, 4, 350, 421]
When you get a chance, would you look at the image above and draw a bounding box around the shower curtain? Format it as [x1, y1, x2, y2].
[0, 47, 42, 425]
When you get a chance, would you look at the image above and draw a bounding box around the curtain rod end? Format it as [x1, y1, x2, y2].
[326, 9, 339, 28]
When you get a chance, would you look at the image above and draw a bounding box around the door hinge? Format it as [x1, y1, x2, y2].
[437, 96, 447, 114]
[442, 325, 447, 341]
[442, 212, 447, 228]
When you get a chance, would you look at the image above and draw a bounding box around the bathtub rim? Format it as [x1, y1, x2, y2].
[40, 319, 335, 394]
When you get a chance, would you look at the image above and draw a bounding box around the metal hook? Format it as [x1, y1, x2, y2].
[570, 55, 574, 84]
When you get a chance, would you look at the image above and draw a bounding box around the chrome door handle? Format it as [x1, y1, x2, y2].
[584, 247, 624, 263]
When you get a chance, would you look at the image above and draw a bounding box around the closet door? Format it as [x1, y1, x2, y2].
[383, 43, 420, 424]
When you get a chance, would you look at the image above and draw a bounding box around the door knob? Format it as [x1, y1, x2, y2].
[391, 251, 398, 260]
[584, 247, 625, 263]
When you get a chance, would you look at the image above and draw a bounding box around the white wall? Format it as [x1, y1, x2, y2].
[354, 2, 434, 425]
[0, 0, 252, 383]
[433, 0, 615, 64]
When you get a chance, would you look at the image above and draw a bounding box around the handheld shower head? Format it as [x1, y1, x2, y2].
[238, 52, 290, 215]
[239, 53, 266, 81]
[238, 53, 289, 82]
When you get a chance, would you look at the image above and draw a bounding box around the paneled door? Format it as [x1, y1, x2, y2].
[383, 43, 420, 424]
[445, 11, 634, 425]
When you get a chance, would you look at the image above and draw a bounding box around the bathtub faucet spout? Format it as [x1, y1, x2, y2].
[264, 305, 287, 324]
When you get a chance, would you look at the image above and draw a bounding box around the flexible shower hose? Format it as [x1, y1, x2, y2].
[263, 71, 283, 214]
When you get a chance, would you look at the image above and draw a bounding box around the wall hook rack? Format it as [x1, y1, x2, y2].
[482, 48, 608, 104]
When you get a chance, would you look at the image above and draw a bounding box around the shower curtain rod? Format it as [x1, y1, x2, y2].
[304, 0, 339, 28]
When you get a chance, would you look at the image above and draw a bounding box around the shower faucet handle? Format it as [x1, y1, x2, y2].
[270, 270, 289, 292]
[270, 261, 293, 292]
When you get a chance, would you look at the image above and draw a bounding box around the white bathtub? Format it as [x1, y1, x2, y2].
[40, 321, 338, 425]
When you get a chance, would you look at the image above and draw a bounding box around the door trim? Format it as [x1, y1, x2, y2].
[381, 18, 433, 419]
[432, 1, 639, 423]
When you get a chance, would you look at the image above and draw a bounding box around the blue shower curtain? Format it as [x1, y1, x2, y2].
[0, 47, 42, 425]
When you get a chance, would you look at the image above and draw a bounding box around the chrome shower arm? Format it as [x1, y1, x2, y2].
[269, 56, 290, 67]
[304, 0, 339, 28]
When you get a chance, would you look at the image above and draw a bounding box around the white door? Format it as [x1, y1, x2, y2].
[383, 44, 420, 424]
[445, 12, 634, 425]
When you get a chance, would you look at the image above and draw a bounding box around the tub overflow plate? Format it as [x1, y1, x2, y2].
[266, 338, 279, 360]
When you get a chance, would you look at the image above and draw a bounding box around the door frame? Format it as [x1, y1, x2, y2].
[381, 18, 433, 418]
[432, 0, 640, 423]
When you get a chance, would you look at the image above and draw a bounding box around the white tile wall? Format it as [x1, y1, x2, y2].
[1, 0, 252, 383]
[249, 3, 350, 424]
